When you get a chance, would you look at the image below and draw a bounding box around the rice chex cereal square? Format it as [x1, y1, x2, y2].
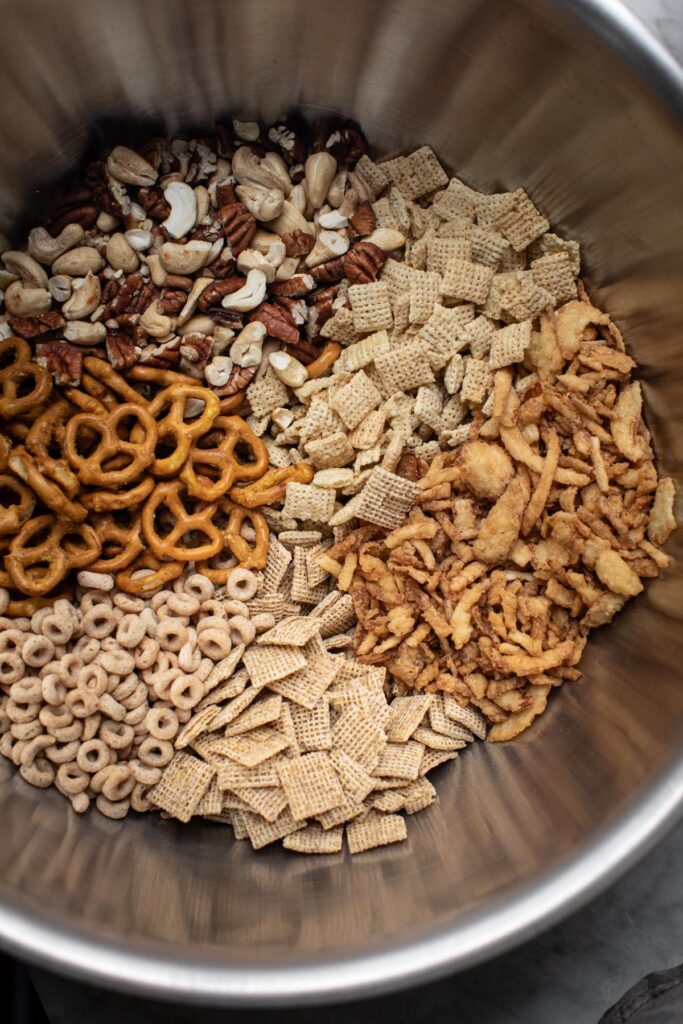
[282, 483, 336, 522]
[408, 270, 442, 324]
[278, 752, 344, 819]
[354, 466, 421, 529]
[496, 187, 550, 251]
[304, 432, 355, 470]
[530, 251, 577, 304]
[441, 258, 494, 304]
[348, 282, 393, 333]
[374, 346, 434, 394]
[329, 369, 382, 430]
[488, 320, 532, 369]
[246, 370, 290, 419]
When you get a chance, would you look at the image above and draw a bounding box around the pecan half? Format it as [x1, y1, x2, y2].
[191, 216, 224, 244]
[35, 341, 83, 385]
[318, 125, 367, 168]
[180, 333, 213, 370]
[158, 290, 188, 315]
[165, 274, 193, 292]
[44, 187, 98, 236]
[275, 296, 308, 326]
[281, 230, 315, 258]
[220, 202, 256, 255]
[107, 274, 156, 316]
[8, 311, 65, 339]
[350, 201, 376, 238]
[310, 256, 345, 285]
[101, 278, 119, 305]
[268, 121, 309, 165]
[309, 285, 339, 327]
[106, 331, 139, 370]
[284, 339, 321, 366]
[138, 186, 171, 222]
[198, 276, 246, 311]
[269, 275, 316, 298]
[216, 364, 258, 396]
[343, 242, 386, 284]
[211, 309, 243, 328]
[216, 181, 237, 207]
[249, 302, 299, 344]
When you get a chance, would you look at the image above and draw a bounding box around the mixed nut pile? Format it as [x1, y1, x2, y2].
[0, 115, 676, 853]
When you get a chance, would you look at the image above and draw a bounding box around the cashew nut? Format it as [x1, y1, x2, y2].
[106, 233, 139, 273]
[159, 240, 212, 275]
[220, 268, 267, 312]
[318, 209, 348, 230]
[229, 322, 266, 367]
[327, 171, 348, 208]
[140, 300, 176, 339]
[2, 251, 49, 289]
[177, 277, 212, 327]
[145, 254, 167, 287]
[338, 187, 360, 218]
[269, 201, 314, 239]
[48, 275, 72, 303]
[63, 321, 107, 345]
[305, 152, 338, 209]
[96, 211, 120, 233]
[162, 181, 197, 239]
[236, 248, 277, 283]
[275, 256, 300, 281]
[62, 272, 101, 321]
[52, 246, 104, 277]
[366, 228, 406, 252]
[269, 350, 308, 388]
[125, 228, 152, 252]
[3, 280, 52, 316]
[27, 224, 84, 265]
[106, 145, 158, 187]
[348, 171, 374, 204]
[194, 185, 210, 224]
[271, 406, 295, 430]
[288, 183, 308, 216]
[124, 202, 148, 230]
[305, 229, 349, 268]
[235, 184, 284, 223]
[178, 314, 215, 337]
[0, 270, 18, 290]
[232, 119, 260, 142]
[204, 355, 234, 387]
[261, 152, 293, 195]
[231, 147, 292, 196]
[250, 230, 286, 268]
[212, 326, 235, 354]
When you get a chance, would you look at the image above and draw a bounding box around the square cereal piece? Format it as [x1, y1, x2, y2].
[489, 320, 532, 369]
[496, 187, 550, 251]
[148, 752, 215, 823]
[354, 466, 422, 529]
[442, 694, 488, 738]
[290, 547, 329, 606]
[329, 748, 376, 804]
[413, 726, 466, 751]
[530, 251, 577, 304]
[196, 776, 223, 817]
[427, 236, 472, 274]
[261, 536, 292, 595]
[441, 258, 494, 305]
[219, 726, 291, 767]
[440, 394, 468, 430]
[474, 190, 516, 228]
[217, 761, 282, 790]
[320, 306, 362, 345]
[355, 154, 391, 196]
[379, 154, 414, 197]
[346, 811, 407, 854]
[419, 749, 459, 775]
[408, 270, 442, 325]
[438, 216, 476, 239]
[277, 529, 323, 551]
[305, 431, 355, 470]
[233, 786, 289, 823]
[348, 282, 393, 333]
[498, 247, 527, 273]
[290, 701, 332, 752]
[268, 655, 340, 708]
[175, 705, 220, 749]
[318, 796, 367, 830]
[335, 330, 390, 375]
[243, 644, 307, 688]
[329, 369, 382, 430]
[380, 258, 413, 304]
[349, 408, 387, 450]
[242, 808, 307, 850]
[432, 188, 477, 222]
[331, 705, 387, 771]
[313, 592, 356, 638]
[444, 353, 466, 395]
[460, 315, 496, 360]
[298, 397, 345, 443]
[276, 701, 301, 758]
[401, 777, 437, 815]
[278, 751, 344, 819]
[429, 697, 475, 741]
[196, 668, 248, 711]
[374, 346, 434, 394]
[372, 196, 399, 231]
[257, 615, 322, 648]
[282, 824, 343, 854]
[283, 482, 336, 522]
[386, 695, 433, 742]
[460, 357, 493, 406]
[306, 542, 333, 589]
[465, 224, 511, 267]
[414, 385, 443, 432]
[497, 270, 553, 321]
[388, 186, 411, 232]
[246, 369, 290, 419]
[224, 695, 284, 737]
[533, 232, 581, 276]
[412, 440, 441, 460]
[372, 740, 425, 780]
[403, 145, 449, 198]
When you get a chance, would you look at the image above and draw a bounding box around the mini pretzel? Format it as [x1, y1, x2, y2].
[61, 387, 109, 416]
[115, 551, 184, 595]
[220, 392, 248, 414]
[141, 480, 222, 561]
[128, 365, 198, 388]
[5, 581, 74, 619]
[6, 514, 101, 596]
[8, 447, 87, 522]
[229, 462, 315, 507]
[64, 403, 158, 487]
[83, 356, 148, 408]
[0, 433, 9, 472]
[80, 475, 155, 512]
[144, 383, 221, 476]
[0, 337, 52, 420]
[180, 415, 269, 502]
[0, 472, 35, 534]
[197, 500, 269, 583]
[89, 509, 145, 573]
[307, 342, 342, 379]
[26, 402, 80, 498]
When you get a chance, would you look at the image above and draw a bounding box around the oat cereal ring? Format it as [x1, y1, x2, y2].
[145, 707, 179, 742]
[41, 674, 66, 706]
[196, 615, 228, 634]
[97, 692, 126, 722]
[39, 703, 72, 730]
[10, 676, 41, 704]
[66, 688, 99, 719]
[130, 760, 162, 787]
[144, 382, 221, 476]
[134, 637, 160, 671]
[184, 573, 214, 604]
[56, 761, 89, 795]
[0, 652, 24, 685]
[80, 712, 101, 742]
[115, 613, 147, 650]
[151, 589, 175, 611]
[0, 337, 52, 419]
[95, 793, 130, 819]
[83, 605, 117, 640]
[251, 611, 276, 633]
[113, 593, 145, 614]
[178, 639, 201, 674]
[97, 648, 135, 677]
[169, 674, 204, 711]
[228, 462, 314, 508]
[120, 681, 147, 711]
[130, 783, 153, 814]
[68, 792, 89, 814]
[21, 634, 55, 668]
[115, 551, 184, 596]
[72, 636, 100, 664]
[101, 764, 135, 803]
[51, 721, 83, 744]
[11, 719, 42, 742]
[0, 586, 8, 615]
[166, 591, 200, 617]
[79, 663, 107, 697]
[156, 619, 189, 653]
[227, 614, 256, 647]
[226, 568, 259, 602]
[111, 673, 138, 702]
[56, 654, 83, 689]
[0, 628, 25, 654]
[46, 739, 81, 765]
[7, 695, 40, 723]
[196, 598, 229, 620]
[196, 627, 232, 660]
[139, 735, 175, 767]
[0, 472, 36, 535]
[20, 748, 56, 788]
[124, 703, 148, 726]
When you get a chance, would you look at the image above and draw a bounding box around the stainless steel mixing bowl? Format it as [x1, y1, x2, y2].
[1, 0, 682, 1006]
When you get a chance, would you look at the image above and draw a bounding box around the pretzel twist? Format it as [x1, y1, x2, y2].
[64, 403, 158, 487]
[144, 384, 221, 476]
[115, 551, 184, 595]
[89, 509, 145, 573]
[80, 475, 155, 512]
[26, 401, 81, 498]
[7, 447, 87, 522]
[228, 463, 314, 507]
[0, 472, 36, 534]
[6, 513, 101, 595]
[141, 480, 222, 562]
[180, 415, 269, 502]
[197, 500, 269, 584]
[0, 337, 52, 419]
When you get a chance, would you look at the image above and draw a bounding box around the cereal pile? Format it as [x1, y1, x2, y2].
[0, 114, 676, 853]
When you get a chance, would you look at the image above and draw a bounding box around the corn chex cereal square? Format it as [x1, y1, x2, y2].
[440, 394, 468, 430]
[268, 655, 340, 708]
[408, 270, 442, 324]
[282, 824, 343, 854]
[355, 154, 391, 196]
[489, 320, 532, 369]
[416, 303, 474, 371]
[348, 282, 393, 333]
[530, 251, 577, 304]
[403, 146, 449, 198]
[298, 396, 345, 443]
[329, 369, 382, 429]
[372, 196, 399, 231]
[426, 236, 472, 274]
[474, 190, 516, 228]
[354, 466, 421, 529]
[282, 483, 336, 522]
[246, 369, 290, 419]
[334, 330, 390, 375]
[386, 695, 433, 743]
[533, 232, 581, 276]
[277, 752, 344, 819]
[496, 187, 550, 251]
[242, 808, 307, 849]
[290, 701, 332, 752]
[441, 258, 494, 304]
[374, 346, 434, 394]
[320, 306, 361, 344]
[243, 644, 307, 688]
[388, 186, 411, 233]
[149, 752, 215, 823]
[460, 357, 493, 405]
[379, 154, 414, 198]
[346, 811, 407, 854]
[304, 431, 354, 470]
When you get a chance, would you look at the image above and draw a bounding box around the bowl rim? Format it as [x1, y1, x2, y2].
[1, 0, 683, 1006]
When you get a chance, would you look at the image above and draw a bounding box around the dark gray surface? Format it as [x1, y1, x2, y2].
[30, 818, 683, 1023]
